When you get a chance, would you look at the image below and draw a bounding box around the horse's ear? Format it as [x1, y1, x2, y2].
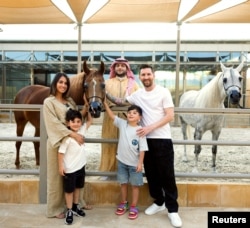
[99, 61, 105, 74]
[220, 61, 227, 72]
[236, 61, 244, 72]
[83, 61, 90, 75]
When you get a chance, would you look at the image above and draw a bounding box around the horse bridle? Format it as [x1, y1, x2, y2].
[86, 95, 104, 103]
[84, 75, 105, 104]
[221, 68, 242, 92]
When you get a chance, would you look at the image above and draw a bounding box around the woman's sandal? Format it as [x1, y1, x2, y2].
[128, 207, 138, 220]
[55, 212, 65, 219]
[82, 204, 93, 210]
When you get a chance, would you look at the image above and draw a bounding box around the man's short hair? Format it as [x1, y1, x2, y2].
[139, 64, 154, 72]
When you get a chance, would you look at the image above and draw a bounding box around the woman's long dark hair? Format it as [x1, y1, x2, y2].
[50, 72, 70, 98]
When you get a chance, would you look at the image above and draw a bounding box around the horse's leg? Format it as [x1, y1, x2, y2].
[193, 127, 203, 172]
[180, 116, 188, 162]
[34, 127, 40, 166]
[15, 119, 28, 169]
[211, 129, 221, 172]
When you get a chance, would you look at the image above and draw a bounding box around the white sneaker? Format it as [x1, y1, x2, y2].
[145, 203, 165, 215]
[168, 212, 182, 227]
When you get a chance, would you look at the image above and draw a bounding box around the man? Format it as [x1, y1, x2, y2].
[99, 58, 139, 171]
[106, 64, 182, 227]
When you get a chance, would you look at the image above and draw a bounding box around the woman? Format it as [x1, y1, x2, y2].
[43, 72, 85, 219]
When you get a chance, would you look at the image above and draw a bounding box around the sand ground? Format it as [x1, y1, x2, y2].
[0, 121, 250, 182]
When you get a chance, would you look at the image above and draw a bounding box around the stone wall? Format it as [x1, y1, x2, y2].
[1, 179, 250, 208]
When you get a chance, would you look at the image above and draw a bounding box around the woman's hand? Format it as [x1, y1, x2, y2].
[70, 131, 84, 145]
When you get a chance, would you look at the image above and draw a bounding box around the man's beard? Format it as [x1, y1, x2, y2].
[116, 72, 126, 78]
[142, 80, 152, 87]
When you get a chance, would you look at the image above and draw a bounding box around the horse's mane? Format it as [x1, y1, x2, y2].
[70, 72, 85, 89]
[69, 72, 85, 103]
[195, 72, 224, 108]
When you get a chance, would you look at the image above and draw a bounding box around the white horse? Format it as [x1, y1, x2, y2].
[179, 61, 244, 172]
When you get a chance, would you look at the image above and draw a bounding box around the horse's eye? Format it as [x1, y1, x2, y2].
[101, 83, 105, 89]
[223, 78, 227, 84]
[84, 83, 88, 89]
[239, 77, 243, 82]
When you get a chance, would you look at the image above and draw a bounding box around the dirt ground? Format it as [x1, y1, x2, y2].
[0, 120, 250, 182]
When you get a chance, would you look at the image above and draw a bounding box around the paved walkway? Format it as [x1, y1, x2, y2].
[1, 204, 249, 228]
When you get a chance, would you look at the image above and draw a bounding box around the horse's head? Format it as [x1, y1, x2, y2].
[220, 61, 244, 105]
[83, 61, 105, 118]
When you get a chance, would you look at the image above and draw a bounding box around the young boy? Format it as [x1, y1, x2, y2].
[58, 107, 92, 225]
[103, 99, 148, 220]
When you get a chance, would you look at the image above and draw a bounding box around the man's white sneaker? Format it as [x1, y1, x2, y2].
[145, 203, 165, 215]
[168, 212, 182, 227]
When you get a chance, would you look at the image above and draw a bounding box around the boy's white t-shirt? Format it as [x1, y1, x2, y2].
[58, 124, 87, 173]
[114, 116, 148, 167]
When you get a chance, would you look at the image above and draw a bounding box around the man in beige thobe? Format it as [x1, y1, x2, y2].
[99, 58, 139, 171]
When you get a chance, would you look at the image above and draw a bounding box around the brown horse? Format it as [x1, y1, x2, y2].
[13, 61, 105, 169]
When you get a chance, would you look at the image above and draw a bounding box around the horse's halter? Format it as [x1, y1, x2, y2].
[84, 78, 105, 101]
[221, 68, 242, 92]
[83, 73, 106, 114]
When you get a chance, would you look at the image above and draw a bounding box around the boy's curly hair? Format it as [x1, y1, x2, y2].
[65, 109, 82, 122]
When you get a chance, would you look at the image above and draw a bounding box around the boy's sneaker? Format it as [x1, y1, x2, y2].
[65, 209, 73, 225]
[72, 204, 86, 217]
[115, 201, 129, 215]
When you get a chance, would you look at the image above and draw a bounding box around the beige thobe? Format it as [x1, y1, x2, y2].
[99, 77, 139, 171]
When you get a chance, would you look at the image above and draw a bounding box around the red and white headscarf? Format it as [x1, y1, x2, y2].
[109, 58, 136, 96]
